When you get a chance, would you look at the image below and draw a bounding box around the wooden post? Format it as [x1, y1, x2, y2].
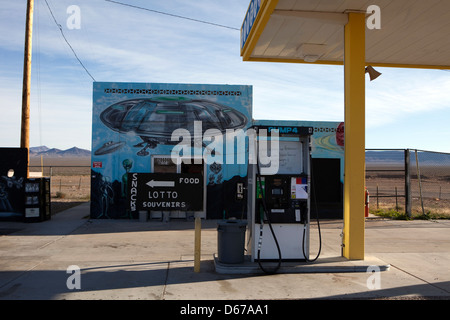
[415, 150, 425, 216]
[21, 0, 34, 178]
[376, 184, 379, 209]
[404, 149, 411, 218]
[395, 186, 398, 211]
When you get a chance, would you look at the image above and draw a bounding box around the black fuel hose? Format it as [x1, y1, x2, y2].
[256, 162, 282, 274]
[302, 160, 322, 262]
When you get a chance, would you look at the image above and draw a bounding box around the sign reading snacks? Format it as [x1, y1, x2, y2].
[128, 173, 203, 212]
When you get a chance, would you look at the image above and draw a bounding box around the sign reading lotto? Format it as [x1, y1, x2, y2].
[128, 173, 203, 212]
[241, 0, 261, 50]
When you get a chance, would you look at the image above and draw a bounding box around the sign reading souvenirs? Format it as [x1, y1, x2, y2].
[127, 173, 203, 212]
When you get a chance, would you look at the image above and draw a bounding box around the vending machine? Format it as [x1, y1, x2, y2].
[247, 126, 313, 267]
[24, 178, 51, 222]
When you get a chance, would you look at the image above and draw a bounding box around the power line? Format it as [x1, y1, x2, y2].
[105, 0, 240, 31]
[43, 0, 96, 81]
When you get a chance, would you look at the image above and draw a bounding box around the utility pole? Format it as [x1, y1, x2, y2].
[21, 0, 34, 178]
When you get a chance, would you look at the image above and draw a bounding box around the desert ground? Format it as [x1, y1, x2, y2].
[366, 163, 450, 217]
[29, 157, 91, 214]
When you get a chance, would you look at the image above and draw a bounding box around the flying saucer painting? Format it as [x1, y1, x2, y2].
[94, 141, 126, 156]
[97, 98, 248, 156]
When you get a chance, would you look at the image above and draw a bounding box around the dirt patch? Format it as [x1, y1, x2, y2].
[29, 156, 91, 202]
[366, 168, 450, 218]
[50, 175, 90, 200]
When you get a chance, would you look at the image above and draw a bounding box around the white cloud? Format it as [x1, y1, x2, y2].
[366, 69, 450, 128]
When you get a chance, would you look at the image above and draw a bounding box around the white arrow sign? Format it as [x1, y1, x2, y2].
[146, 180, 175, 188]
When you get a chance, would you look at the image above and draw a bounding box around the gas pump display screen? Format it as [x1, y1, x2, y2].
[277, 140, 303, 174]
[272, 188, 283, 195]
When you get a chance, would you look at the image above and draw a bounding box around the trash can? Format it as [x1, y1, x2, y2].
[217, 219, 247, 264]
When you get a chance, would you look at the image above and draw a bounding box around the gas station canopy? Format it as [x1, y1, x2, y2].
[241, 0, 450, 69]
[241, 0, 450, 260]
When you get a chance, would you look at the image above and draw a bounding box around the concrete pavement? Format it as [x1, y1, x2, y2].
[0, 202, 449, 301]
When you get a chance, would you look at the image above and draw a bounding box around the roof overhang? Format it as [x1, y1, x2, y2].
[241, 0, 450, 69]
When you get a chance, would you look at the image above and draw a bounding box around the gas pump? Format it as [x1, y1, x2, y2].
[247, 126, 317, 273]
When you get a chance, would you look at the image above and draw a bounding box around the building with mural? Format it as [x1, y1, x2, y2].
[91, 82, 344, 220]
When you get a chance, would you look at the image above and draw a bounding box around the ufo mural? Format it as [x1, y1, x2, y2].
[95, 97, 248, 156]
[91, 82, 252, 219]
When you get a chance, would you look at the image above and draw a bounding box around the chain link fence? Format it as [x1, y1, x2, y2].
[411, 150, 450, 216]
[28, 150, 450, 217]
[365, 149, 450, 217]
[29, 165, 91, 201]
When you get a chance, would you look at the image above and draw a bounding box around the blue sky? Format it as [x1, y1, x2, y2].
[1, 0, 449, 152]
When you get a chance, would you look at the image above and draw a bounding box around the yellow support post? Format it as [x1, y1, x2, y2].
[194, 216, 201, 272]
[343, 12, 366, 260]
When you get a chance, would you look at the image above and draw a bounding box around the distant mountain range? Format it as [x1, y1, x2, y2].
[29, 146, 449, 162]
[366, 150, 450, 164]
[366, 150, 405, 163]
[30, 146, 91, 158]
